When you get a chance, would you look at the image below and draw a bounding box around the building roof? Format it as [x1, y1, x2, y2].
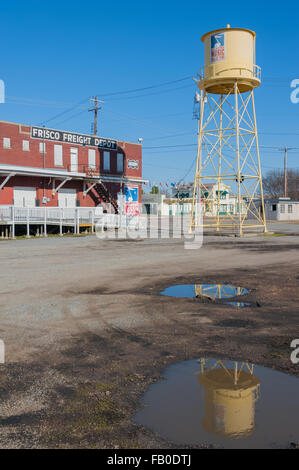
[265, 198, 299, 204]
[0, 163, 148, 184]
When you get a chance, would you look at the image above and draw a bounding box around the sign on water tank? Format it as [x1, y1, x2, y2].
[211, 33, 225, 63]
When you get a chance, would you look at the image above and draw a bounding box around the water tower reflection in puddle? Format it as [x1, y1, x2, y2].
[197, 359, 260, 439]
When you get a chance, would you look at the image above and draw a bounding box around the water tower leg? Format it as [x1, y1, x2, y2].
[234, 82, 243, 237]
[234, 361, 238, 385]
[216, 95, 223, 232]
[190, 90, 205, 234]
[252, 91, 268, 233]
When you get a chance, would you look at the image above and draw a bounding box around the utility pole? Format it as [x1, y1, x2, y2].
[88, 96, 104, 135]
[280, 147, 294, 197]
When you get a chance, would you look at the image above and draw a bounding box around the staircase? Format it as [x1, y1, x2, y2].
[94, 181, 119, 214]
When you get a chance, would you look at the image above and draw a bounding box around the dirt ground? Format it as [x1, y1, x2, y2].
[0, 233, 298, 448]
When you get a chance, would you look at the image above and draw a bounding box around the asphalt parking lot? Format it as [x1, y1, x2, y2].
[0, 227, 298, 448]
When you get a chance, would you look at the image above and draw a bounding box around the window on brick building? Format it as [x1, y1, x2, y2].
[88, 149, 96, 169]
[103, 151, 110, 171]
[3, 137, 11, 149]
[117, 153, 124, 173]
[22, 140, 30, 151]
[54, 144, 63, 166]
[39, 142, 46, 153]
[280, 204, 285, 213]
[288, 205, 293, 214]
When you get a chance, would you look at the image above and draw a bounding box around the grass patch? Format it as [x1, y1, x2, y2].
[47, 381, 127, 445]
[262, 233, 286, 237]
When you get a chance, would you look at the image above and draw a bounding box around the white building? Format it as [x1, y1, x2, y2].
[143, 182, 246, 217]
[264, 198, 299, 221]
[171, 182, 245, 216]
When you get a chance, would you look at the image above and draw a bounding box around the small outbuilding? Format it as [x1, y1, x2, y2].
[264, 197, 299, 221]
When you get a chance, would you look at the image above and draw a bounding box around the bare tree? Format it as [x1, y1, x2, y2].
[262, 169, 299, 200]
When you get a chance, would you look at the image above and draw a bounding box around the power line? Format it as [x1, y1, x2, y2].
[98, 75, 193, 97]
[145, 132, 195, 141]
[5, 99, 87, 111]
[53, 109, 88, 127]
[104, 84, 193, 102]
[144, 130, 299, 140]
[143, 143, 299, 151]
[176, 155, 197, 185]
[38, 97, 89, 126]
[144, 143, 196, 149]
[35, 76, 193, 126]
[7, 95, 87, 107]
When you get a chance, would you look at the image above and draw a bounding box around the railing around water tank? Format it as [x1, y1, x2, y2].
[197, 64, 261, 82]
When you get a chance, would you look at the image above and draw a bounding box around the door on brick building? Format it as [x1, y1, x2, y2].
[13, 187, 36, 207]
[70, 147, 78, 172]
[58, 189, 77, 208]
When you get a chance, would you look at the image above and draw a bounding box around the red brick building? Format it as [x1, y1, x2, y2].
[0, 121, 145, 213]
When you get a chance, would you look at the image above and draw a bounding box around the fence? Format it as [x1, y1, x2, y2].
[0, 206, 145, 237]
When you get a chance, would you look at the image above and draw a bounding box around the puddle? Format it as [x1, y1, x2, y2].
[161, 284, 248, 300]
[225, 301, 252, 308]
[134, 358, 299, 449]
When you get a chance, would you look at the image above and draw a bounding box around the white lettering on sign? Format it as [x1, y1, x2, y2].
[31, 126, 117, 150]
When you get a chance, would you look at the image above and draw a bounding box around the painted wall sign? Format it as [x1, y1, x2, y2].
[211, 33, 225, 63]
[127, 159, 139, 170]
[31, 126, 117, 150]
[124, 185, 139, 216]
[124, 185, 138, 203]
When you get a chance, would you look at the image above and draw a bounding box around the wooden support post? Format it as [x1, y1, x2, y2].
[44, 207, 47, 237]
[59, 208, 63, 236]
[74, 209, 77, 234]
[91, 211, 94, 233]
[26, 208, 30, 238]
[11, 206, 15, 239]
[76, 208, 80, 234]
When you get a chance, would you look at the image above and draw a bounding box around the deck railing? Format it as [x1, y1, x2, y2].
[0, 205, 145, 236]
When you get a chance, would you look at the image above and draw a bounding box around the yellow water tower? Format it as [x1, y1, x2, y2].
[198, 359, 260, 438]
[190, 25, 267, 235]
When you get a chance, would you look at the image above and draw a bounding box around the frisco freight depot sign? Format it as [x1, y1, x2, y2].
[31, 126, 117, 150]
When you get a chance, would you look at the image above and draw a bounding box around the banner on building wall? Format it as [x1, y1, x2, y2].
[127, 159, 139, 170]
[31, 126, 117, 150]
[124, 185, 139, 216]
[211, 33, 225, 63]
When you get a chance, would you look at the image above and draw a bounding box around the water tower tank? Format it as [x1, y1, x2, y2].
[198, 25, 261, 94]
[198, 368, 260, 438]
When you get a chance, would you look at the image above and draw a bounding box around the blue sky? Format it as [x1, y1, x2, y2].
[1, 0, 299, 185]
